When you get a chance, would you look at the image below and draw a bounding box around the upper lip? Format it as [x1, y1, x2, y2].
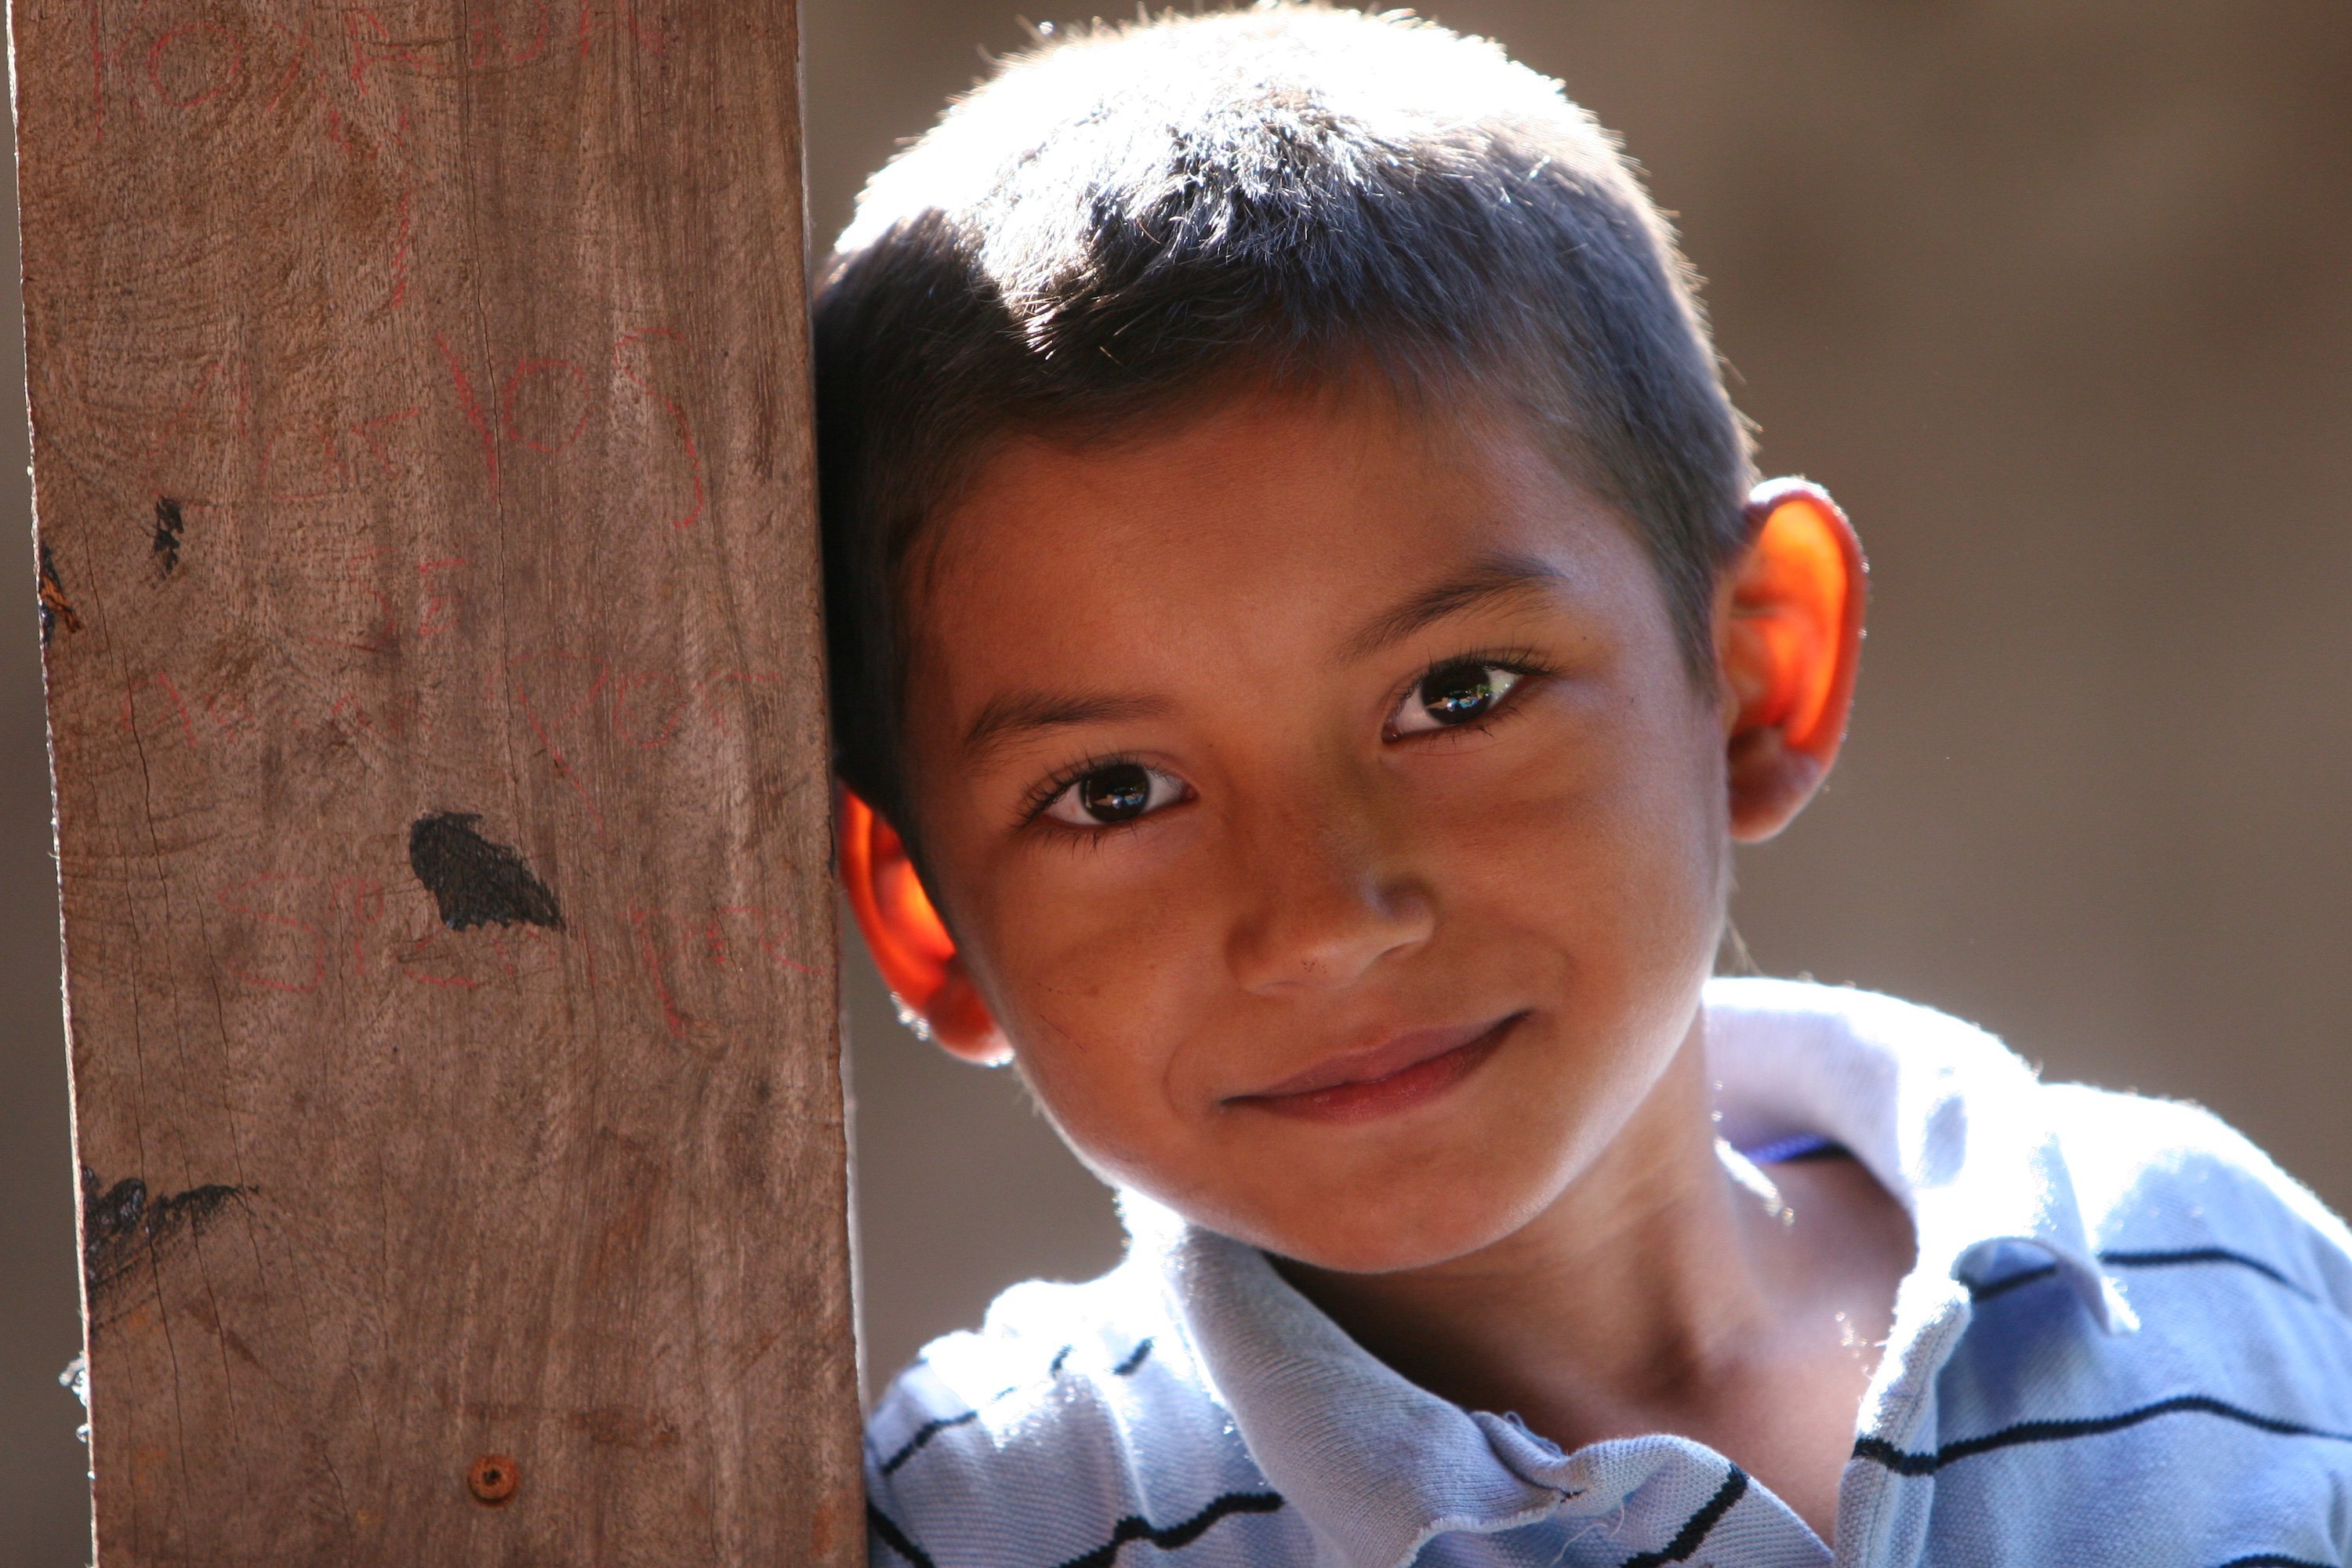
[1230, 1017, 1513, 1102]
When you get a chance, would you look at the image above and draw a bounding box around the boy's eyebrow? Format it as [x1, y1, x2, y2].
[960, 554, 1567, 763]
[1341, 552, 1571, 661]
[963, 689, 1176, 764]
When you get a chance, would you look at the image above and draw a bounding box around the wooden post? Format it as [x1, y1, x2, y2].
[11, 1, 862, 1562]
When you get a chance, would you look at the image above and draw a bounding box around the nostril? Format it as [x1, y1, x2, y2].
[1230, 877, 1435, 992]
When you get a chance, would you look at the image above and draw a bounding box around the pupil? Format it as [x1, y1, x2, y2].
[1081, 764, 1152, 823]
[1423, 665, 1494, 722]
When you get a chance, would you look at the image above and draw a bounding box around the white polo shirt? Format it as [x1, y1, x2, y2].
[863, 980, 2352, 1567]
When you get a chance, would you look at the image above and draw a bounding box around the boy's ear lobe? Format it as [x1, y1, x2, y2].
[837, 789, 1012, 1065]
[1719, 479, 1866, 843]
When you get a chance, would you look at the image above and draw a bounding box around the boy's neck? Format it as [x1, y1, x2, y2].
[1275, 1015, 1776, 1416]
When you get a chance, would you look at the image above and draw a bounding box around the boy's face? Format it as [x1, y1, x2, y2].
[895, 382, 1737, 1272]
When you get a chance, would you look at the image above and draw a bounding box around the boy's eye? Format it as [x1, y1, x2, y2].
[1389, 662, 1526, 736]
[1042, 762, 1188, 827]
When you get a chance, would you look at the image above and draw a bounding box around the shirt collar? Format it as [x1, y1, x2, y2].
[1704, 978, 2128, 1333]
[1122, 980, 2130, 1568]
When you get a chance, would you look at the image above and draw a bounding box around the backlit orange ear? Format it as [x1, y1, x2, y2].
[837, 789, 1010, 1064]
[1719, 479, 1866, 841]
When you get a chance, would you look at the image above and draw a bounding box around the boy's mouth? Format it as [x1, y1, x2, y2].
[1226, 1013, 1524, 1124]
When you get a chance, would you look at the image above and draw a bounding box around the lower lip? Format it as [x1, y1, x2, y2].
[1231, 1015, 1521, 1126]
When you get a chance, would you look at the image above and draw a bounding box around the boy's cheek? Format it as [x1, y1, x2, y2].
[1009, 1028, 1218, 1204]
[946, 703, 1727, 1238]
[1047, 1006, 1676, 1272]
[985, 921, 1705, 1271]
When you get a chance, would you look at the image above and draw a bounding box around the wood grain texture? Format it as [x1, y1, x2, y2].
[11, 1, 862, 1562]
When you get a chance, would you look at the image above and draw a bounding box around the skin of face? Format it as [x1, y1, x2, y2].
[891, 376, 1746, 1275]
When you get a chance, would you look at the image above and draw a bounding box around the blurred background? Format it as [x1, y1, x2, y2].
[6, 0, 2349, 1555]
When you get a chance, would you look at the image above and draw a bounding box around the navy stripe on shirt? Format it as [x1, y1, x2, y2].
[1968, 1246, 2321, 1306]
[869, 1501, 936, 1568]
[881, 1337, 1160, 1475]
[1855, 1393, 2352, 1475]
[1051, 1491, 1287, 1568]
[1620, 1465, 1748, 1567]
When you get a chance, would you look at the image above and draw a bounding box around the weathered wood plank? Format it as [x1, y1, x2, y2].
[11, 1, 861, 1561]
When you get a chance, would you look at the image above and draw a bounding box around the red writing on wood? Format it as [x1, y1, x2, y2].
[91, 2, 678, 142]
[215, 874, 386, 994]
[146, 325, 702, 524]
[211, 874, 808, 1049]
[147, 20, 243, 111]
[633, 905, 814, 1039]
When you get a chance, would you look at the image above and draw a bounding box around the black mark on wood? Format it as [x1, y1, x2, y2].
[153, 497, 186, 577]
[81, 1167, 246, 1302]
[37, 542, 79, 643]
[409, 811, 564, 931]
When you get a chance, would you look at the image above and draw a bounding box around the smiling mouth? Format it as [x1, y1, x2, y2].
[1226, 1013, 1525, 1125]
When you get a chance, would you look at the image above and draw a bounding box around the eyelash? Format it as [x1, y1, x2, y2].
[1018, 751, 1153, 831]
[1015, 645, 1555, 833]
[1387, 645, 1552, 739]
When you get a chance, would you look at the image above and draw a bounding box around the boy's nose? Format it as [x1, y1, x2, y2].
[1225, 795, 1436, 993]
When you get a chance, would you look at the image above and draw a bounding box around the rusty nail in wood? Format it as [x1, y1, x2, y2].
[467, 1453, 519, 1505]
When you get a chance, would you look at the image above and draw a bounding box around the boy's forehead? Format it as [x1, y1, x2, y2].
[925, 383, 1597, 602]
[900, 383, 1663, 749]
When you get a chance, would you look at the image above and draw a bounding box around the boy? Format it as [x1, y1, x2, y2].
[816, 7, 2352, 1565]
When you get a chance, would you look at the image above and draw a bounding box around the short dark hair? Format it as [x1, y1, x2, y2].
[815, 2, 1755, 833]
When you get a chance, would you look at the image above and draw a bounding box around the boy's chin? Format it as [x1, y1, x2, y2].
[1210, 1178, 1556, 1277]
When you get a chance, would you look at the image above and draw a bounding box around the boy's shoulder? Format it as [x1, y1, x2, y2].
[1712, 977, 2352, 1306]
[1916, 1080, 2352, 1567]
[2042, 1078, 2352, 1316]
[864, 1256, 1301, 1568]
